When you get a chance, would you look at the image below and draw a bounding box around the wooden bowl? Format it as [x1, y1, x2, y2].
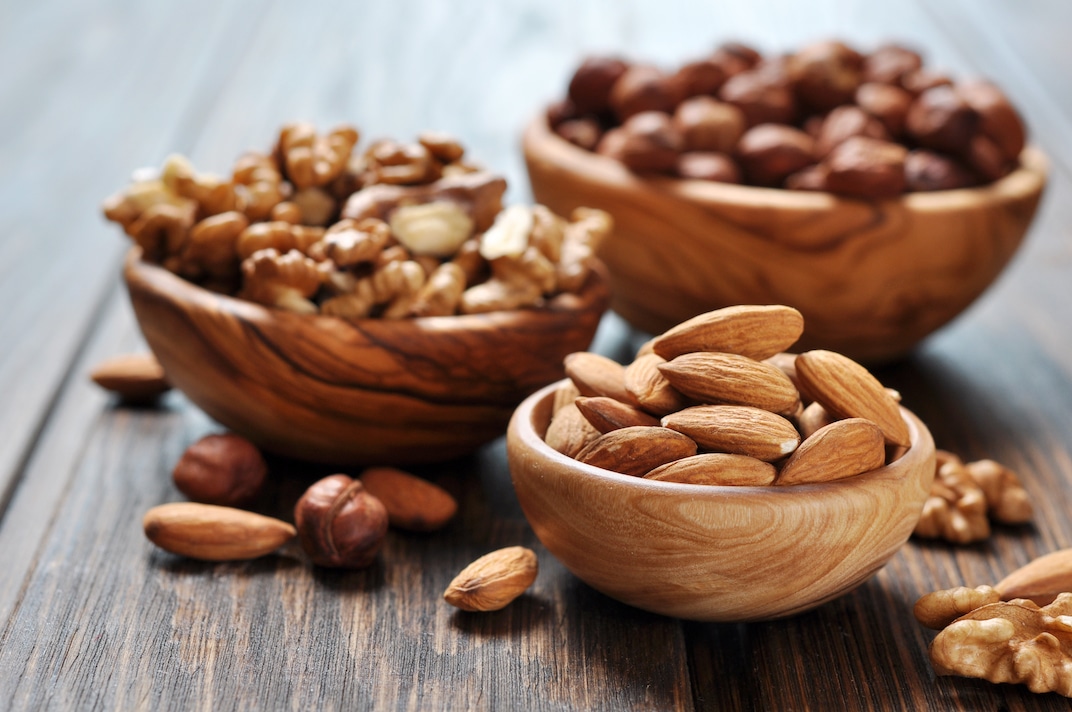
[523, 116, 1047, 362]
[506, 380, 936, 622]
[124, 249, 610, 465]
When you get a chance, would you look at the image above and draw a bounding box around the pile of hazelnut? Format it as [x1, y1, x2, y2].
[548, 40, 1027, 198]
[103, 124, 609, 317]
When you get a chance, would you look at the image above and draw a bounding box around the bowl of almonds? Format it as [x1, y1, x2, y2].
[506, 305, 935, 621]
[523, 40, 1047, 362]
[107, 124, 611, 464]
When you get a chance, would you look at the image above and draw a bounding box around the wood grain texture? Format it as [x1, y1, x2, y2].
[124, 249, 609, 464]
[524, 116, 1047, 363]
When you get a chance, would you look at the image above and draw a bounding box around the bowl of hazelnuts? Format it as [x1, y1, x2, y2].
[105, 124, 611, 464]
[523, 40, 1047, 362]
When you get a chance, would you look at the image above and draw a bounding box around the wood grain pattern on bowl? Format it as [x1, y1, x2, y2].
[523, 115, 1047, 362]
[124, 249, 610, 464]
[506, 380, 935, 622]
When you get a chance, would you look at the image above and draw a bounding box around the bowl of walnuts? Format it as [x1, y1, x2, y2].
[106, 125, 611, 464]
[523, 40, 1047, 362]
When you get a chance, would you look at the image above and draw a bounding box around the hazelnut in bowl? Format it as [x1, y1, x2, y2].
[506, 305, 936, 621]
[524, 41, 1047, 362]
[108, 125, 611, 464]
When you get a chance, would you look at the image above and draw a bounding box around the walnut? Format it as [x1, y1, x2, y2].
[177, 211, 249, 283]
[914, 450, 990, 544]
[965, 459, 1033, 524]
[239, 248, 323, 314]
[321, 218, 391, 267]
[389, 201, 474, 257]
[407, 262, 467, 317]
[320, 260, 425, 319]
[270, 200, 303, 224]
[556, 207, 612, 293]
[362, 138, 439, 186]
[417, 131, 466, 164]
[127, 202, 197, 263]
[928, 594, 1072, 697]
[161, 154, 238, 218]
[277, 123, 360, 190]
[290, 186, 337, 226]
[914, 585, 1003, 630]
[341, 171, 506, 234]
[232, 152, 289, 222]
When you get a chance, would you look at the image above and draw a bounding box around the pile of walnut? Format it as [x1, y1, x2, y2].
[913, 450, 1033, 544]
[550, 40, 1027, 197]
[547, 304, 910, 485]
[102, 123, 609, 316]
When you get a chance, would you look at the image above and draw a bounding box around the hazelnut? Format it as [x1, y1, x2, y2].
[964, 133, 1012, 182]
[855, 82, 913, 136]
[862, 44, 922, 85]
[546, 98, 579, 128]
[555, 118, 603, 151]
[675, 152, 741, 183]
[823, 136, 907, 199]
[598, 111, 682, 173]
[568, 56, 630, 115]
[814, 105, 890, 158]
[905, 86, 979, 154]
[736, 124, 815, 187]
[609, 65, 682, 121]
[787, 40, 863, 112]
[294, 474, 388, 569]
[672, 58, 728, 98]
[904, 150, 977, 191]
[802, 114, 825, 138]
[719, 68, 797, 127]
[785, 164, 830, 191]
[957, 80, 1026, 162]
[172, 433, 267, 507]
[672, 96, 746, 153]
[900, 68, 953, 96]
[710, 41, 762, 77]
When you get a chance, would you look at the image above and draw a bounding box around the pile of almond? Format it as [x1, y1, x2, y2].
[547, 305, 910, 485]
[549, 40, 1026, 197]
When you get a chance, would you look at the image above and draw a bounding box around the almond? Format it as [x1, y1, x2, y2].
[776, 418, 886, 485]
[763, 351, 800, 390]
[444, 546, 538, 612]
[794, 350, 910, 447]
[658, 352, 801, 414]
[624, 354, 690, 416]
[575, 426, 697, 476]
[661, 405, 800, 461]
[563, 352, 634, 403]
[651, 305, 804, 361]
[544, 402, 601, 457]
[575, 396, 661, 433]
[359, 467, 458, 532]
[552, 380, 582, 414]
[142, 502, 296, 561]
[795, 400, 836, 439]
[90, 352, 171, 403]
[645, 453, 776, 486]
[995, 549, 1072, 606]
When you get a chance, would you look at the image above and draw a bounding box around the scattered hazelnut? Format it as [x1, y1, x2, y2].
[814, 105, 890, 158]
[598, 111, 682, 173]
[957, 80, 1026, 162]
[854, 82, 913, 136]
[787, 40, 863, 112]
[905, 86, 979, 154]
[568, 56, 630, 115]
[172, 433, 267, 507]
[675, 152, 741, 183]
[294, 474, 388, 569]
[736, 124, 815, 187]
[823, 136, 907, 199]
[609, 65, 682, 121]
[672, 96, 746, 153]
[862, 44, 922, 85]
[904, 150, 977, 191]
[719, 68, 797, 127]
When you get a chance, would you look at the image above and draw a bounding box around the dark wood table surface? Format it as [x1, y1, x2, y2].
[3, 1, 1072, 709]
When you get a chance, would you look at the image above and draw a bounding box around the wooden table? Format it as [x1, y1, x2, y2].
[3, 1, 1071, 709]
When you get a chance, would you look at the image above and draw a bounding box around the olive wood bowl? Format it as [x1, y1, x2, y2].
[124, 248, 610, 464]
[523, 115, 1047, 362]
[506, 380, 936, 622]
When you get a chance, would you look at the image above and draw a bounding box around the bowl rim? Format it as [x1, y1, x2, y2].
[523, 112, 1048, 213]
[510, 378, 934, 498]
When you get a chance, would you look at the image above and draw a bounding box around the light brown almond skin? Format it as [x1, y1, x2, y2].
[763, 351, 800, 390]
[658, 352, 801, 414]
[143, 502, 296, 561]
[90, 352, 171, 403]
[794, 350, 910, 447]
[624, 354, 690, 416]
[563, 352, 634, 403]
[795, 400, 836, 439]
[996, 549, 1072, 606]
[661, 405, 800, 462]
[359, 467, 458, 532]
[575, 396, 661, 433]
[552, 380, 582, 414]
[645, 453, 776, 486]
[776, 418, 886, 485]
[575, 426, 697, 476]
[444, 546, 538, 612]
[544, 402, 600, 457]
[651, 305, 804, 361]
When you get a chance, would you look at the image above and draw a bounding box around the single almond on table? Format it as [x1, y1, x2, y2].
[359, 467, 458, 532]
[544, 402, 601, 457]
[995, 548, 1072, 606]
[143, 502, 296, 561]
[651, 304, 804, 361]
[658, 352, 801, 415]
[575, 396, 660, 433]
[575, 426, 697, 476]
[563, 352, 634, 403]
[444, 546, 538, 612]
[776, 418, 886, 485]
[624, 354, 690, 416]
[90, 352, 171, 403]
[645, 453, 776, 486]
[662, 405, 801, 461]
[794, 349, 910, 447]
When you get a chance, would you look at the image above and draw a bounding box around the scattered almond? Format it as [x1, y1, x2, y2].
[359, 467, 458, 532]
[444, 546, 538, 612]
[651, 304, 804, 361]
[90, 352, 171, 403]
[142, 502, 296, 561]
[645, 453, 776, 486]
[576, 426, 697, 476]
[776, 418, 886, 485]
[662, 405, 801, 461]
[575, 396, 661, 433]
